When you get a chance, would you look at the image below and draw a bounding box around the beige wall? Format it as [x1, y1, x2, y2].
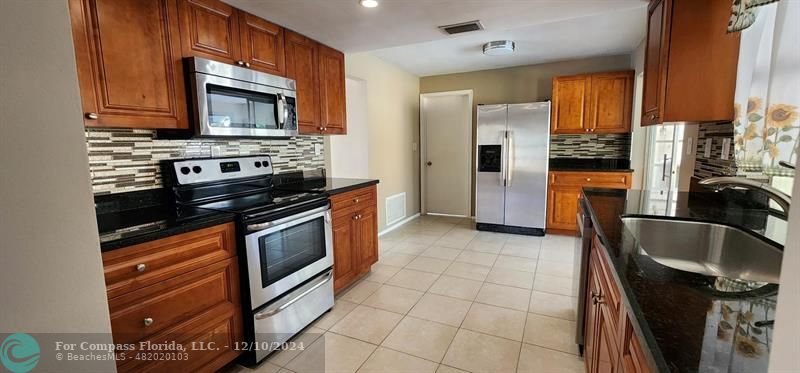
[420, 55, 633, 212]
[0, 0, 115, 369]
[329, 53, 421, 231]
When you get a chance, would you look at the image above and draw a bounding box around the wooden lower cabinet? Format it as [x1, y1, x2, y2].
[547, 171, 632, 233]
[585, 235, 651, 373]
[331, 185, 379, 293]
[102, 223, 242, 372]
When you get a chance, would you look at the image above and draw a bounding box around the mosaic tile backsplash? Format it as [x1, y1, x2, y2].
[694, 122, 738, 179]
[549, 134, 631, 159]
[85, 129, 325, 194]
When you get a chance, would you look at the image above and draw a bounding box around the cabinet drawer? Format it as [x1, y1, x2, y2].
[331, 186, 376, 218]
[103, 223, 236, 299]
[117, 303, 243, 373]
[550, 171, 631, 189]
[109, 257, 240, 345]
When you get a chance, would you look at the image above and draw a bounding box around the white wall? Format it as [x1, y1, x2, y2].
[629, 39, 648, 190]
[0, 1, 115, 369]
[329, 78, 370, 178]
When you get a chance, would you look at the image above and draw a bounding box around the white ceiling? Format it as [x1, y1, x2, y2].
[225, 0, 648, 76]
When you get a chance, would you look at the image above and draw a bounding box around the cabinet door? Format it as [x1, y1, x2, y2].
[69, 0, 188, 129]
[546, 186, 581, 231]
[238, 11, 286, 76]
[551, 75, 590, 134]
[584, 259, 602, 373]
[621, 315, 651, 373]
[285, 30, 321, 133]
[356, 206, 378, 272]
[318, 44, 347, 135]
[588, 72, 634, 133]
[177, 0, 241, 64]
[332, 217, 359, 293]
[641, 0, 669, 125]
[595, 306, 621, 373]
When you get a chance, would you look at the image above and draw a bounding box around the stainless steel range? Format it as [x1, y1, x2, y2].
[163, 155, 333, 365]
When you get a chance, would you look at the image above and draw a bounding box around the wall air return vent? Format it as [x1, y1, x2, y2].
[439, 20, 484, 35]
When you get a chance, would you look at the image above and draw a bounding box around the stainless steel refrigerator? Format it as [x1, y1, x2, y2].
[476, 102, 550, 235]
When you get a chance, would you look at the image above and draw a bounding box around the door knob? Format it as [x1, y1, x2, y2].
[426, 161, 432, 166]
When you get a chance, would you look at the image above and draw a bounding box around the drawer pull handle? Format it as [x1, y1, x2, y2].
[136, 263, 146, 272]
[143, 317, 154, 327]
[255, 270, 333, 319]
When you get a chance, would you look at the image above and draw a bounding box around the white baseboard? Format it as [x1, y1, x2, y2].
[378, 213, 420, 237]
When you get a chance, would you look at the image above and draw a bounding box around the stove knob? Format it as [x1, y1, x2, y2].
[180, 166, 191, 175]
[263, 159, 269, 167]
[255, 161, 262, 168]
[192, 166, 202, 174]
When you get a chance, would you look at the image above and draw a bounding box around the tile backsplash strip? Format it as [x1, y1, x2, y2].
[549, 134, 631, 159]
[694, 122, 737, 179]
[86, 128, 325, 195]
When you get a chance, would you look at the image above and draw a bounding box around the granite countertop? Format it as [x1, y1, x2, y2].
[95, 189, 235, 251]
[275, 177, 379, 195]
[582, 188, 785, 373]
[549, 158, 633, 172]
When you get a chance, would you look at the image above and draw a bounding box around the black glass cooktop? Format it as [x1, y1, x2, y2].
[192, 190, 325, 216]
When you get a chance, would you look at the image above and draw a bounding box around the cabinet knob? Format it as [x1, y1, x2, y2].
[85, 112, 98, 120]
[649, 114, 656, 120]
[245, 62, 251, 68]
[136, 263, 146, 272]
[586, 178, 591, 182]
[143, 317, 154, 327]
[592, 295, 604, 306]
[584, 129, 589, 132]
[353, 214, 360, 220]
[353, 198, 360, 203]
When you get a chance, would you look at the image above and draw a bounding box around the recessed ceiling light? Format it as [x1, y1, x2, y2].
[360, 0, 378, 8]
[483, 40, 516, 56]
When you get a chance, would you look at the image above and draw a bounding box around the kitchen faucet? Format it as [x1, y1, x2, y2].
[699, 177, 791, 214]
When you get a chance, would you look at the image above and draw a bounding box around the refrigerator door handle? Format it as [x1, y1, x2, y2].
[500, 131, 508, 186]
[507, 131, 515, 187]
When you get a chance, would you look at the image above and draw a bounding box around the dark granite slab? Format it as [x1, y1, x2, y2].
[275, 175, 379, 195]
[95, 189, 235, 251]
[581, 188, 784, 373]
[549, 158, 632, 172]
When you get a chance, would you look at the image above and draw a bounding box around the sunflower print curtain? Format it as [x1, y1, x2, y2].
[732, 0, 798, 177]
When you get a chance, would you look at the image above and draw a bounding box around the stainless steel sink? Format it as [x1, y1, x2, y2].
[621, 217, 783, 285]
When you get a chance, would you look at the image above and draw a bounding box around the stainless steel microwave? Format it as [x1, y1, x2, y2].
[187, 57, 298, 138]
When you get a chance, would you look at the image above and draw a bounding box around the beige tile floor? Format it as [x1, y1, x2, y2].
[233, 215, 584, 373]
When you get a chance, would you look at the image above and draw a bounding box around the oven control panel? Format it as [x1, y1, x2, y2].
[169, 155, 274, 185]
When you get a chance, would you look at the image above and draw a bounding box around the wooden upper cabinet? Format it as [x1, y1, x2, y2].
[642, 0, 667, 125]
[238, 11, 286, 75]
[177, 0, 241, 64]
[551, 74, 589, 134]
[552, 71, 633, 134]
[285, 30, 321, 133]
[318, 44, 347, 135]
[588, 71, 634, 133]
[641, 0, 740, 125]
[69, 0, 188, 129]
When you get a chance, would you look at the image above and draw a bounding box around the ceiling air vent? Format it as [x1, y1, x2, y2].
[439, 20, 484, 35]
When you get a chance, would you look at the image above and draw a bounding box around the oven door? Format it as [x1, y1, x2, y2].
[244, 204, 332, 309]
[192, 72, 297, 138]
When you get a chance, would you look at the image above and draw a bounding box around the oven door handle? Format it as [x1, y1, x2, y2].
[254, 270, 333, 319]
[246, 205, 330, 232]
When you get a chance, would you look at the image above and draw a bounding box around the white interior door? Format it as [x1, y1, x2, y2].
[330, 78, 369, 178]
[421, 92, 472, 216]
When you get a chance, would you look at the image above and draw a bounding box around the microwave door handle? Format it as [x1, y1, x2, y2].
[277, 93, 286, 129]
